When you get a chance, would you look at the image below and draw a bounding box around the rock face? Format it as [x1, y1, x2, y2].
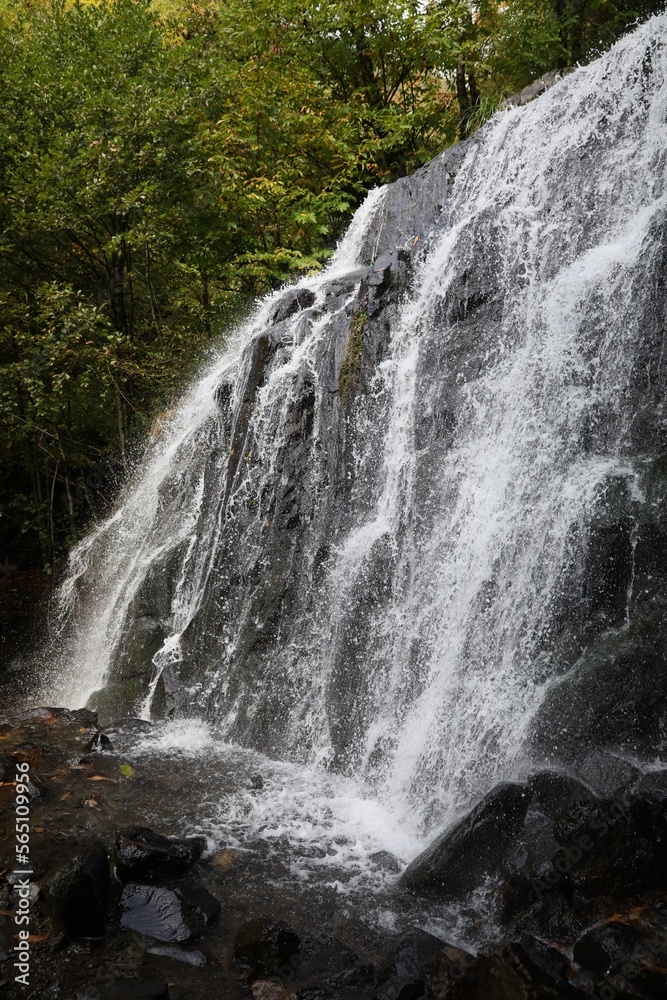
[56, 19, 667, 845]
[400, 783, 530, 901]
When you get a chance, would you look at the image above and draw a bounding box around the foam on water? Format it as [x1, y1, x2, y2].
[128, 721, 423, 896]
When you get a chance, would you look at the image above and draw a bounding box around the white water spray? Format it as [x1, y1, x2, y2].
[47, 18, 667, 844]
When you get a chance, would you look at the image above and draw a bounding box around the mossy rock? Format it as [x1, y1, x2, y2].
[88, 678, 144, 725]
[338, 309, 367, 405]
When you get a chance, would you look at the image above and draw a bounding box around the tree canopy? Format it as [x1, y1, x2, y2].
[0, 0, 661, 571]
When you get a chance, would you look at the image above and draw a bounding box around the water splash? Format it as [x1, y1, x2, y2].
[46, 18, 667, 845]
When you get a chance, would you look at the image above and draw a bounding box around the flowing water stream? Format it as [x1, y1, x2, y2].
[40, 16, 667, 916]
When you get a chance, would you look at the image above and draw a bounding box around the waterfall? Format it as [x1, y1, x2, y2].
[46, 16, 667, 841]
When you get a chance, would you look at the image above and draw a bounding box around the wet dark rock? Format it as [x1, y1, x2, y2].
[99, 979, 170, 1000]
[0, 755, 12, 782]
[576, 751, 641, 796]
[525, 770, 597, 816]
[270, 287, 317, 325]
[500, 67, 575, 109]
[368, 252, 398, 292]
[251, 774, 264, 789]
[499, 779, 667, 941]
[362, 141, 473, 261]
[114, 825, 206, 882]
[572, 921, 638, 975]
[119, 883, 220, 943]
[89, 615, 166, 723]
[515, 934, 579, 993]
[400, 783, 530, 901]
[530, 618, 667, 764]
[85, 730, 114, 753]
[553, 794, 667, 898]
[324, 962, 375, 991]
[377, 927, 445, 985]
[476, 940, 584, 1000]
[234, 919, 301, 977]
[43, 840, 110, 939]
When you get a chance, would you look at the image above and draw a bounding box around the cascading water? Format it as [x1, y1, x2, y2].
[45, 17, 667, 858]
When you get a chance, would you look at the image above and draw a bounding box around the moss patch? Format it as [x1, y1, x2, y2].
[338, 309, 367, 405]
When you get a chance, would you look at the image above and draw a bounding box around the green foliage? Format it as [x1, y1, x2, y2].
[0, 0, 661, 569]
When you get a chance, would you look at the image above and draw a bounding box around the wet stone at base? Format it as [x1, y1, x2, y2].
[119, 883, 220, 943]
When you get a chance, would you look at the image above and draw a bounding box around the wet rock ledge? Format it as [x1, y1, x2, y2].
[0, 707, 665, 999]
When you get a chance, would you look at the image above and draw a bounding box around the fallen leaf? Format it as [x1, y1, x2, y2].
[88, 775, 115, 782]
[118, 764, 134, 778]
[211, 848, 236, 870]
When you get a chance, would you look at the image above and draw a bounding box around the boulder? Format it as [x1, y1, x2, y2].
[44, 840, 110, 939]
[376, 927, 445, 985]
[119, 883, 219, 943]
[400, 783, 530, 901]
[114, 826, 206, 882]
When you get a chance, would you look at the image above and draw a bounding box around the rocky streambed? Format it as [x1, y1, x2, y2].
[0, 707, 665, 999]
